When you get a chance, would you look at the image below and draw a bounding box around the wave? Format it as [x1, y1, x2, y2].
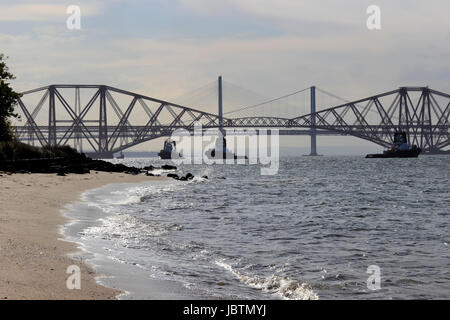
[81, 213, 182, 247]
[191, 176, 209, 183]
[215, 260, 319, 300]
[149, 169, 174, 176]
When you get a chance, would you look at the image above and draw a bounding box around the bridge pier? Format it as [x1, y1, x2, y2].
[310, 131, 317, 156]
[308, 86, 318, 156]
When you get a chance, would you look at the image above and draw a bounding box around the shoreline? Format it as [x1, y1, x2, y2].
[0, 171, 164, 300]
[61, 176, 208, 300]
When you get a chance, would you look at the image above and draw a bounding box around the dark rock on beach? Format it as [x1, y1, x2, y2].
[166, 172, 197, 181]
[161, 164, 177, 170]
[0, 153, 143, 175]
[185, 173, 194, 180]
[167, 173, 179, 179]
[143, 164, 177, 172]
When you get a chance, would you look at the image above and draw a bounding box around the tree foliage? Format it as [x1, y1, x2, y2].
[0, 54, 21, 141]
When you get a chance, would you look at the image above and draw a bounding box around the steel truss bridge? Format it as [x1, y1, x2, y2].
[14, 84, 450, 158]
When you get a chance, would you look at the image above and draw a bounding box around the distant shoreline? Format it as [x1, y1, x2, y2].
[0, 171, 164, 300]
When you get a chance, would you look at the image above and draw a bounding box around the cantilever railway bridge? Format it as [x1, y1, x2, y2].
[14, 80, 450, 158]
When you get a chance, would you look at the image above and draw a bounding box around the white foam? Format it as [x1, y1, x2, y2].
[215, 260, 319, 300]
[149, 169, 173, 176]
[110, 195, 142, 206]
[191, 176, 208, 183]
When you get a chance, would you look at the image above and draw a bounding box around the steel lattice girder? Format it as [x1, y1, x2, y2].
[15, 85, 450, 154]
[15, 85, 224, 153]
[229, 87, 449, 152]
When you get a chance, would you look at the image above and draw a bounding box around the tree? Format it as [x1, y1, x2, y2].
[0, 54, 21, 141]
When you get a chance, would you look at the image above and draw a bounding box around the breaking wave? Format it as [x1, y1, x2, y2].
[215, 260, 319, 300]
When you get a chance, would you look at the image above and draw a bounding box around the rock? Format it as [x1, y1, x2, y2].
[143, 165, 155, 171]
[57, 172, 66, 176]
[161, 164, 177, 170]
[67, 165, 90, 174]
[0, 155, 143, 175]
[167, 173, 179, 180]
[202, 175, 208, 179]
[185, 173, 194, 180]
[146, 172, 160, 177]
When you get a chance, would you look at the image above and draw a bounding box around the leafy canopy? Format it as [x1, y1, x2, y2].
[0, 53, 21, 141]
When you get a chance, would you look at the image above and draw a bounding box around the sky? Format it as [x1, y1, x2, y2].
[1, 0, 449, 153]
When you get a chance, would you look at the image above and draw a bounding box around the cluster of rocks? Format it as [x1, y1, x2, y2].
[0, 154, 142, 175]
[143, 165, 208, 181]
[1, 154, 210, 182]
[143, 164, 177, 171]
[166, 172, 207, 181]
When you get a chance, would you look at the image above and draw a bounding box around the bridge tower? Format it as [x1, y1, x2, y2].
[421, 88, 435, 151]
[216, 75, 227, 154]
[74, 87, 83, 152]
[218, 75, 223, 132]
[48, 85, 57, 146]
[97, 85, 113, 158]
[309, 85, 318, 156]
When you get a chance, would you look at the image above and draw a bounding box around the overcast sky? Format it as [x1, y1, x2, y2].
[1, 0, 449, 152]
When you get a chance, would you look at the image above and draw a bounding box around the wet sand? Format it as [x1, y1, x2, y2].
[0, 171, 164, 300]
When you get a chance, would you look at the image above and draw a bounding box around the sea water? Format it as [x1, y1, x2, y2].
[62, 156, 450, 299]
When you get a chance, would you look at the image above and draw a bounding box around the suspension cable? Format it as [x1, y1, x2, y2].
[224, 86, 311, 115]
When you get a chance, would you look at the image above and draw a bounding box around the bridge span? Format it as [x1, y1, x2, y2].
[14, 83, 449, 158]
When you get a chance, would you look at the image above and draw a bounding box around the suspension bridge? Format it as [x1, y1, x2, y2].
[13, 77, 450, 158]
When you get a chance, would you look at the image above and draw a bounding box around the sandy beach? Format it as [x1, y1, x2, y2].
[0, 171, 165, 300]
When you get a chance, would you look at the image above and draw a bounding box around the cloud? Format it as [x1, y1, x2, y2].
[0, 2, 101, 22]
[178, 0, 450, 33]
[2, 1, 449, 105]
